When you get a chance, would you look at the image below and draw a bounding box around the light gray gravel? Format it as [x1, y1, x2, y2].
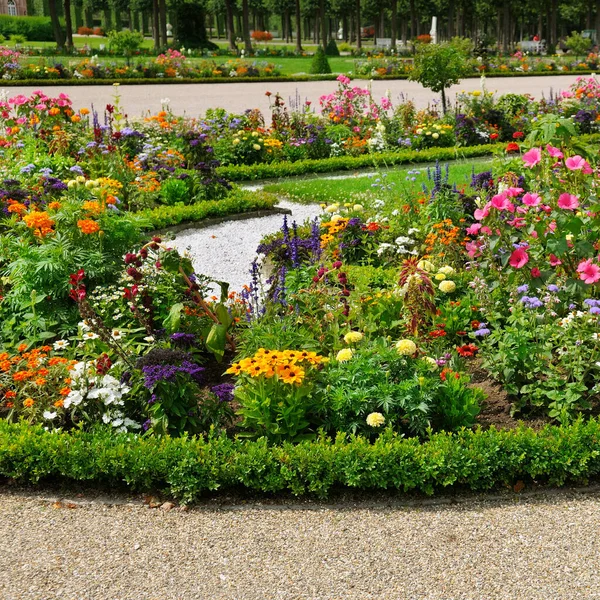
[168, 200, 322, 292]
[3, 488, 600, 599]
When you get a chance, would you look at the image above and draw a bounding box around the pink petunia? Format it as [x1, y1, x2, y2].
[505, 187, 524, 198]
[549, 254, 562, 266]
[522, 147, 542, 168]
[546, 144, 563, 159]
[577, 259, 600, 284]
[466, 223, 481, 235]
[522, 192, 541, 206]
[465, 241, 481, 258]
[509, 248, 530, 269]
[491, 194, 514, 212]
[474, 202, 491, 220]
[557, 193, 579, 210]
[565, 155, 592, 173]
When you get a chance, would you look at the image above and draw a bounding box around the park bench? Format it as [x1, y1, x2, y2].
[519, 40, 546, 54]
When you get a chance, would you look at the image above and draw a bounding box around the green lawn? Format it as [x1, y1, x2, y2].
[262, 159, 492, 204]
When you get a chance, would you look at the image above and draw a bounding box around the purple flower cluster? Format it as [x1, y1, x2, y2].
[170, 332, 197, 346]
[521, 296, 543, 309]
[211, 383, 235, 403]
[584, 299, 600, 314]
[142, 360, 205, 388]
[474, 323, 491, 337]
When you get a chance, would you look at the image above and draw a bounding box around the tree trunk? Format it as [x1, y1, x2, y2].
[596, 0, 600, 49]
[152, 0, 160, 50]
[356, 0, 361, 49]
[63, 0, 73, 50]
[391, 0, 397, 48]
[225, 0, 237, 50]
[409, 0, 417, 38]
[85, 5, 93, 28]
[159, 0, 168, 46]
[320, 0, 327, 48]
[242, 0, 252, 52]
[448, 2, 454, 38]
[295, 0, 302, 51]
[48, 0, 65, 49]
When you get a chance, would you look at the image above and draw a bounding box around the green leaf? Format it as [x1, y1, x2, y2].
[206, 323, 227, 362]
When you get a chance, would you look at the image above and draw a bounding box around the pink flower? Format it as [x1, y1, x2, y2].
[465, 241, 481, 258]
[507, 217, 527, 228]
[531, 267, 541, 278]
[565, 155, 592, 173]
[546, 144, 563, 159]
[505, 187, 524, 198]
[549, 254, 562, 266]
[466, 223, 481, 235]
[509, 248, 530, 269]
[481, 226, 492, 235]
[491, 194, 514, 212]
[474, 203, 491, 220]
[557, 193, 579, 210]
[577, 259, 600, 284]
[522, 147, 542, 168]
[336, 74, 350, 85]
[522, 192, 541, 206]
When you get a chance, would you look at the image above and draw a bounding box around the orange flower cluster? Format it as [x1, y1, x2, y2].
[144, 111, 179, 130]
[23, 210, 55, 237]
[424, 219, 468, 258]
[226, 348, 325, 385]
[132, 172, 161, 193]
[82, 201, 103, 216]
[77, 219, 101, 234]
[7, 199, 27, 216]
[320, 218, 348, 249]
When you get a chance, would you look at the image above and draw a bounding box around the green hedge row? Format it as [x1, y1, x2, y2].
[217, 134, 600, 181]
[137, 189, 277, 230]
[0, 15, 57, 41]
[217, 144, 505, 181]
[1, 419, 600, 502]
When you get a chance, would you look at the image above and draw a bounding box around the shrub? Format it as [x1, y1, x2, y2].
[251, 31, 273, 43]
[0, 15, 55, 42]
[93, 27, 104, 36]
[77, 26, 93, 35]
[310, 46, 332, 74]
[325, 38, 340, 56]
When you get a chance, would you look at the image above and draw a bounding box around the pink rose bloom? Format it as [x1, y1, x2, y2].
[577, 259, 600, 284]
[522, 147, 542, 168]
[522, 192, 541, 206]
[565, 155, 592, 173]
[557, 193, 579, 210]
[549, 254, 562, 266]
[546, 144, 563, 159]
[509, 248, 529, 269]
[466, 223, 481, 235]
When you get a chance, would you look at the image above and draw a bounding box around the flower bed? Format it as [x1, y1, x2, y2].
[1, 81, 600, 500]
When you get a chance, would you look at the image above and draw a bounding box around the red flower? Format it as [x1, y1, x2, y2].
[531, 267, 542, 278]
[506, 142, 520, 153]
[490, 133, 499, 140]
[456, 343, 479, 358]
[512, 131, 524, 139]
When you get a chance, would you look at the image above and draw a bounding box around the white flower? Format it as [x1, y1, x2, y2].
[53, 340, 69, 350]
[160, 97, 170, 105]
[82, 332, 99, 341]
[64, 390, 84, 408]
[43, 411, 57, 420]
[102, 413, 111, 424]
[144, 336, 155, 343]
[111, 330, 122, 340]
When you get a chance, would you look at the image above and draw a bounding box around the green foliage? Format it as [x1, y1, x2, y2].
[310, 46, 332, 74]
[325, 38, 340, 57]
[565, 31, 592, 59]
[9, 33, 26, 45]
[0, 15, 56, 42]
[409, 42, 470, 112]
[2, 418, 600, 502]
[107, 29, 144, 63]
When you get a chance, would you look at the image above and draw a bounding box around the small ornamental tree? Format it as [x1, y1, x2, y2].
[310, 46, 332, 74]
[108, 30, 144, 65]
[565, 31, 592, 62]
[409, 42, 470, 114]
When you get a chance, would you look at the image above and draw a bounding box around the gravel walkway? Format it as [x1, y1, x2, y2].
[2, 488, 600, 599]
[168, 200, 322, 292]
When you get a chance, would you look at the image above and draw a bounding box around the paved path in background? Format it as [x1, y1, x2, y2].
[1, 75, 584, 118]
[2, 487, 600, 599]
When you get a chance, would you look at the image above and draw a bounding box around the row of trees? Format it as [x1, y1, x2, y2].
[43, 0, 600, 54]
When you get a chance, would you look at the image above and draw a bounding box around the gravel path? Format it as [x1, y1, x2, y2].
[3, 74, 583, 117]
[2, 488, 600, 599]
[168, 200, 322, 292]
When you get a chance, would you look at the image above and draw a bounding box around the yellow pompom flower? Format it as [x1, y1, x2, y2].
[343, 331, 363, 344]
[336, 348, 354, 362]
[366, 412, 385, 427]
[395, 339, 417, 356]
[438, 265, 455, 275]
[439, 280, 457, 293]
[434, 273, 447, 281]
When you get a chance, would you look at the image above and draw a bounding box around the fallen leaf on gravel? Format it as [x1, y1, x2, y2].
[513, 480, 525, 493]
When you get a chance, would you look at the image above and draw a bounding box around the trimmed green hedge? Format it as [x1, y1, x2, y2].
[217, 134, 600, 181]
[137, 189, 277, 230]
[0, 15, 56, 41]
[2, 419, 600, 503]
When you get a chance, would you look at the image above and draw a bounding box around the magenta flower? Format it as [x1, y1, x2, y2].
[531, 267, 541, 278]
[505, 187, 524, 197]
[565, 155, 592, 173]
[546, 144, 563, 159]
[466, 223, 481, 235]
[522, 192, 541, 206]
[522, 147, 542, 168]
[474, 202, 491, 220]
[577, 259, 600, 284]
[509, 248, 529, 269]
[557, 193, 579, 210]
[491, 194, 514, 212]
[549, 254, 562, 266]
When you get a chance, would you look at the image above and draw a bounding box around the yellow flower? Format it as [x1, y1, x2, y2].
[343, 331, 363, 344]
[395, 339, 417, 356]
[435, 273, 446, 281]
[439, 280, 457, 293]
[422, 357, 438, 371]
[336, 348, 354, 362]
[417, 259, 435, 272]
[366, 412, 385, 427]
[438, 265, 454, 275]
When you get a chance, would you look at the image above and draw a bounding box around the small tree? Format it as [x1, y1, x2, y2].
[108, 30, 145, 65]
[310, 46, 332, 74]
[565, 31, 592, 62]
[409, 42, 470, 114]
[325, 38, 340, 56]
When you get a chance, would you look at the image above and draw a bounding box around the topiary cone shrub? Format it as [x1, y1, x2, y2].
[325, 38, 340, 56]
[310, 46, 332, 74]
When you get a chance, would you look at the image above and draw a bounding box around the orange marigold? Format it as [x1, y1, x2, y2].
[23, 398, 35, 408]
[23, 211, 55, 237]
[77, 219, 101, 234]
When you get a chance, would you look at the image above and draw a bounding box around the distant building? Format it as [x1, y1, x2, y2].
[0, 0, 27, 15]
